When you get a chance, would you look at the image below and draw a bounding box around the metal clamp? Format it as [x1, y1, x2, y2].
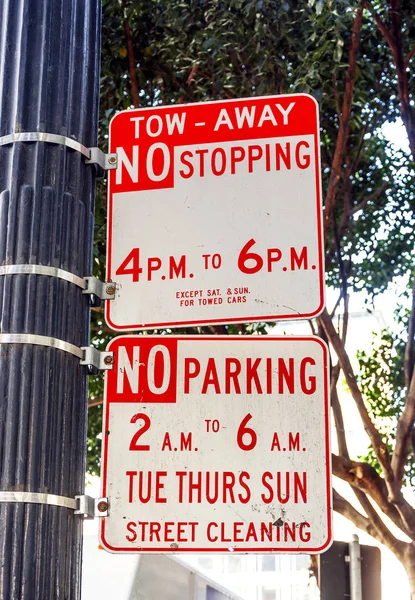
[75, 496, 109, 519]
[86, 147, 117, 171]
[0, 492, 108, 519]
[81, 346, 114, 371]
[0, 334, 114, 371]
[0, 266, 116, 305]
[83, 276, 116, 301]
[0, 132, 117, 172]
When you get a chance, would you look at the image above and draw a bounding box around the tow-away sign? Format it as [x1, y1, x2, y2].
[106, 95, 324, 330]
[100, 336, 332, 553]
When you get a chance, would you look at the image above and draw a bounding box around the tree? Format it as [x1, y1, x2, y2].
[91, 0, 415, 594]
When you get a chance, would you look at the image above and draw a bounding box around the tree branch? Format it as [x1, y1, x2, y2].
[333, 488, 407, 558]
[364, 2, 397, 55]
[404, 45, 415, 69]
[333, 488, 373, 532]
[331, 365, 350, 458]
[91, 325, 116, 334]
[319, 309, 396, 490]
[333, 69, 341, 119]
[88, 397, 103, 408]
[366, 0, 415, 158]
[404, 271, 415, 389]
[324, 4, 364, 235]
[332, 454, 413, 535]
[121, 0, 140, 108]
[351, 181, 390, 215]
[320, 311, 415, 532]
[154, 67, 195, 102]
[392, 364, 415, 485]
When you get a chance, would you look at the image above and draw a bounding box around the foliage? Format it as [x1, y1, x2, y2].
[92, 0, 415, 586]
[357, 324, 415, 485]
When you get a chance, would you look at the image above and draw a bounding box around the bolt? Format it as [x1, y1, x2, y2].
[104, 355, 114, 366]
[106, 284, 115, 296]
[108, 156, 117, 165]
[97, 500, 108, 513]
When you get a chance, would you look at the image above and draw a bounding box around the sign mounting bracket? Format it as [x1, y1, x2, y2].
[0, 491, 109, 519]
[0, 131, 117, 174]
[0, 333, 113, 373]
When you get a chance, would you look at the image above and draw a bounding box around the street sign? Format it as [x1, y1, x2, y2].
[100, 335, 332, 553]
[320, 541, 381, 600]
[106, 95, 324, 330]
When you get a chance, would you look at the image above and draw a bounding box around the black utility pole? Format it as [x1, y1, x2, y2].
[0, 1, 101, 598]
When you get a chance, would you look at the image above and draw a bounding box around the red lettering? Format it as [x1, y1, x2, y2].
[225, 358, 241, 394]
[201, 358, 220, 393]
[266, 357, 272, 393]
[276, 142, 291, 170]
[179, 150, 194, 178]
[299, 522, 311, 542]
[220, 522, 232, 542]
[288, 432, 300, 451]
[248, 145, 263, 172]
[176, 471, 186, 503]
[233, 522, 245, 542]
[223, 472, 236, 503]
[270, 433, 281, 451]
[295, 141, 310, 169]
[300, 357, 316, 394]
[284, 522, 297, 542]
[230, 146, 246, 174]
[238, 472, 251, 503]
[149, 522, 161, 542]
[294, 472, 307, 503]
[161, 432, 172, 451]
[276, 472, 290, 504]
[126, 470, 136, 503]
[188, 471, 202, 503]
[184, 358, 200, 393]
[278, 358, 294, 393]
[246, 522, 259, 541]
[177, 523, 187, 542]
[207, 522, 218, 542]
[261, 472, 273, 504]
[189, 522, 198, 541]
[155, 471, 167, 504]
[126, 521, 137, 542]
[211, 148, 226, 176]
[246, 358, 262, 394]
[206, 472, 219, 504]
[164, 522, 175, 542]
[195, 148, 208, 176]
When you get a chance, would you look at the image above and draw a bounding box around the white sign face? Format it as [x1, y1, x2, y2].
[100, 336, 332, 554]
[106, 95, 324, 330]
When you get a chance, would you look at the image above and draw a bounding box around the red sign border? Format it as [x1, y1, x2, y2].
[105, 94, 325, 331]
[100, 335, 332, 554]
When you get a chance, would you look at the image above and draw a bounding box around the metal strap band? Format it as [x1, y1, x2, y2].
[0, 333, 83, 359]
[0, 491, 77, 510]
[0, 267, 116, 302]
[0, 264, 85, 288]
[0, 132, 117, 170]
[0, 132, 90, 158]
[0, 334, 114, 370]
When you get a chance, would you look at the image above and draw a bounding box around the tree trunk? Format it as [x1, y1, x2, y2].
[401, 544, 415, 600]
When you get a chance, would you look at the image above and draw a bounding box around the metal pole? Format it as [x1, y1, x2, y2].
[0, 0, 101, 598]
[349, 534, 363, 600]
